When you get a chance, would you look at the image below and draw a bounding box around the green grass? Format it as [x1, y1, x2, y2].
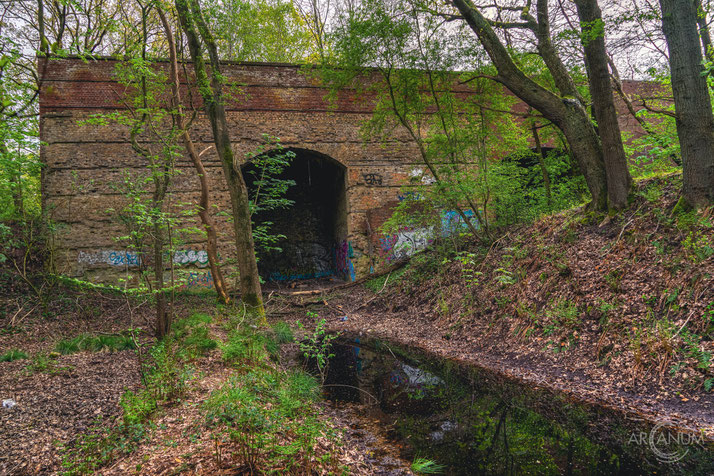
[55, 334, 136, 355]
[0, 348, 28, 362]
[364, 266, 407, 292]
[271, 321, 294, 344]
[411, 456, 447, 474]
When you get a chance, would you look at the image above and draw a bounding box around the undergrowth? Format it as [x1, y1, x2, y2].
[55, 334, 136, 355]
[60, 308, 345, 475]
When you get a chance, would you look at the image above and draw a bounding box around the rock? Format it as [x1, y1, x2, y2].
[2, 399, 17, 409]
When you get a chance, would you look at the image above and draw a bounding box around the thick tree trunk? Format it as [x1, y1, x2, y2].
[575, 0, 632, 210]
[158, 7, 231, 305]
[176, 0, 265, 318]
[451, 0, 608, 210]
[660, 0, 714, 208]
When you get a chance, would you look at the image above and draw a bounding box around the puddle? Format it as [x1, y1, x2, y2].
[320, 336, 714, 475]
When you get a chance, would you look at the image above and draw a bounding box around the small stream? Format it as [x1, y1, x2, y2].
[319, 336, 714, 476]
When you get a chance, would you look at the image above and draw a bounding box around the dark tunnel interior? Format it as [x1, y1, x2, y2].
[242, 149, 348, 282]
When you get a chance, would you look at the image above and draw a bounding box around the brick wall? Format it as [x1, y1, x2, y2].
[40, 57, 654, 286]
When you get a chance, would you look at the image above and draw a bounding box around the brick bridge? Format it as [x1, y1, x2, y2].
[40, 57, 650, 287]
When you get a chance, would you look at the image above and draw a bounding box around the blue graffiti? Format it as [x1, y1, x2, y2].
[108, 251, 141, 267]
[441, 209, 479, 236]
[185, 270, 213, 288]
[397, 191, 423, 201]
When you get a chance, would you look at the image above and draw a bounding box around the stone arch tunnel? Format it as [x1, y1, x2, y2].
[242, 148, 348, 282]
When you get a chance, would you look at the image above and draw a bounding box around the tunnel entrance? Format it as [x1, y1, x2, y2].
[242, 148, 348, 282]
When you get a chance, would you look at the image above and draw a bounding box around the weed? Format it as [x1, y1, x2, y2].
[549, 301, 580, 329]
[296, 315, 340, 384]
[456, 251, 483, 288]
[55, 334, 136, 355]
[604, 269, 624, 293]
[271, 321, 294, 344]
[120, 389, 156, 426]
[59, 416, 149, 475]
[411, 456, 447, 474]
[494, 268, 516, 286]
[682, 231, 714, 263]
[204, 369, 332, 473]
[222, 330, 271, 366]
[365, 267, 407, 292]
[640, 184, 662, 203]
[0, 348, 28, 362]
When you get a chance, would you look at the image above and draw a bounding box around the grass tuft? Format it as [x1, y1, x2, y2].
[0, 348, 29, 362]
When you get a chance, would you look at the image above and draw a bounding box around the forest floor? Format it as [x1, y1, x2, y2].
[0, 289, 413, 475]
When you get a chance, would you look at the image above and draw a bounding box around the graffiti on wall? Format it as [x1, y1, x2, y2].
[440, 209, 478, 236]
[77, 250, 142, 267]
[173, 249, 210, 267]
[379, 227, 434, 262]
[335, 240, 356, 281]
[183, 270, 214, 289]
[78, 249, 214, 268]
[376, 209, 479, 263]
[363, 173, 383, 186]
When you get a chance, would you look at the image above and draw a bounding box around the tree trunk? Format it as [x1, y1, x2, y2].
[575, 0, 632, 210]
[697, 0, 714, 62]
[451, 0, 608, 210]
[660, 0, 714, 208]
[157, 7, 231, 305]
[530, 117, 552, 207]
[176, 0, 265, 318]
[153, 221, 170, 338]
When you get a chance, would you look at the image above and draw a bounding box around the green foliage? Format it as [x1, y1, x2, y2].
[411, 456, 447, 475]
[59, 417, 149, 476]
[60, 327, 192, 474]
[55, 334, 136, 355]
[0, 348, 28, 362]
[173, 313, 218, 359]
[222, 330, 272, 365]
[120, 389, 156, 426]
[624, 106, 681, 180]
[203, 368, 330, 472]
[271, 321, 294, 344]
[203, 0, 314, 62]
[296, 314, 340, 383]
[244, 135, 296, 256]
[364, 266, 408, 292]
[143, 339, 190, 402]
[0, 39, 42, 221]
[327, 0, 588, 246]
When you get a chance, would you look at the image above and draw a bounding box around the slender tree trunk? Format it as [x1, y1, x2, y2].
[176, 0, 265, 318]
[575, 0, 632, 210]
[697, 0, 714, 62]
[530, 117, 552, 207]
[451, 0, 608, 210]
[158, 7, 231, 305]
[153, 221, 169, 337]
[38, 0, 49, 54]
[660, 0, 714, 208]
